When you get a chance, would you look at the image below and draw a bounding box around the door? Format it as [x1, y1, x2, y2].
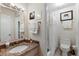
[1, 14, 14, 42]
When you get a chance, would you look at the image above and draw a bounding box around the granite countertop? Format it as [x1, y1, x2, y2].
[0, 42, 5, 46]
[6, 43, 39, 56]
[0, 39, 39, 56]
[0, 39, 23, 45]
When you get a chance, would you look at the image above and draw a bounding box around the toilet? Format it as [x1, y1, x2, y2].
[60, 39, 71, 56]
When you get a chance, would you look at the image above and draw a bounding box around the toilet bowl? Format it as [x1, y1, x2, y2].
[60, 39, 70, 56]
[60, 44, 70, 56]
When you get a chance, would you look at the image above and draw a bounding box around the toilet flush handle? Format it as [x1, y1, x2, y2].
[9, 34, 11, 36]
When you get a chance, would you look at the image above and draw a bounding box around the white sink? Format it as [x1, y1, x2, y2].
[9, 45, 28, 53]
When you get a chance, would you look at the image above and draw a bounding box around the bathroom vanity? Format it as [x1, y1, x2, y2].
[0, 39, 40, 56]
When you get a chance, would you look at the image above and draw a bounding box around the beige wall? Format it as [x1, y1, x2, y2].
[75, 4, 79, 56]
[27, 3, 47, 55]
[53, 5, 77, 45]
[0, 6, 1, 41]
[24, 10, 29, 39]
[47, 4, 78, 55]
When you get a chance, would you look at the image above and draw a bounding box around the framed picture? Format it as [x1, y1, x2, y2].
[29, 11, 35, 20]
[60, 10, 73, 21]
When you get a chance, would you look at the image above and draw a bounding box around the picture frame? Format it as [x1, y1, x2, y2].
[29, 11, 35, 20]
[60, 10, 73, 21]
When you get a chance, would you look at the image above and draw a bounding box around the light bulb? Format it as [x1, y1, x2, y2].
[11, 3, 15, 6]
[22, 8, 25, 11]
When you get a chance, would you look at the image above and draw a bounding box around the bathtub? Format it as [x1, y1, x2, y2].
[9, 45, 29, 53]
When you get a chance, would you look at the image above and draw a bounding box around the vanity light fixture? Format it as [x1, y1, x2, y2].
[21, 8, 25, 11]
[1, 3, 25, 12]
[10, 3, 15, 6]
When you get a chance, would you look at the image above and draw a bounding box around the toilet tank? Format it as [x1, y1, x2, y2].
[60, 38, 71, 46]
